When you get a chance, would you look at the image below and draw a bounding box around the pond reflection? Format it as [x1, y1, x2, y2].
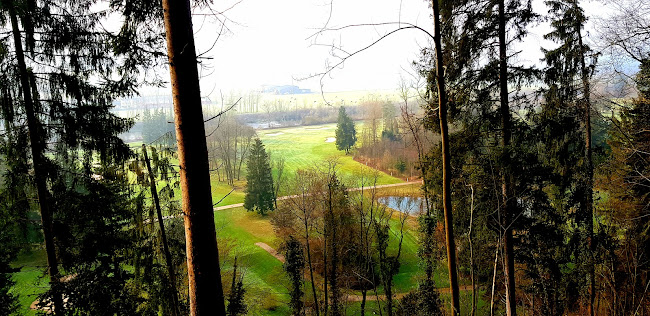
[378, 196, 425, 215]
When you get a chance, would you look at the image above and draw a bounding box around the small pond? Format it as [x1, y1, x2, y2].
[378, 196, 425, 215]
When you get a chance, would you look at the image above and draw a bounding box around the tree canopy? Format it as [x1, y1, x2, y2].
[335, 106, 357, 154]
[244, 138, 275, 215]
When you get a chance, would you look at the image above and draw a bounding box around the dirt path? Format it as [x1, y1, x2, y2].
[213, 180, 423, 211]
[155, 181, 422, 223]
[255, 242, 285, 263]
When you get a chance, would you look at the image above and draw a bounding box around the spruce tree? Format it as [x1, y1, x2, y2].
[0, 0, 162, 312]
[244, 138, 274, 214]
[283, 235, 305, 316]
[335, 106, 356, 154]
[543, 1, 597, 313]
[0, 194, 19, 315]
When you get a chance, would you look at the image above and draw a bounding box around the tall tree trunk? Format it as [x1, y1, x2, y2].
[302, 203, 320, 316]
[160, 0, 226, 313]
[498, 0, 517, 315]
[468, 184, 476, 316]
[142, 144, 180, 316]
[323, 232, 328, 316]
[575, 1, 595, 313]
[8, 5, 62, 314]
[431, 1, 461, 314]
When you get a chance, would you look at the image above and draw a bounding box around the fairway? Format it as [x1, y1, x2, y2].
[210, 123, 403, 206]
[259, 123, 402, 186]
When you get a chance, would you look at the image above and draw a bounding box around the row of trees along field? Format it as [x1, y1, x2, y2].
[0, 0, 648, 315]
[354, 97, 436, 179]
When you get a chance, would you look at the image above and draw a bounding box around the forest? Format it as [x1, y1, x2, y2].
[0, 0, 649, 315]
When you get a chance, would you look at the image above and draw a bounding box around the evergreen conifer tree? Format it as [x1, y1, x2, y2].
[335, 106, 356, 154]
[0, 0, 162, 312]
[244, 138, 275, 214]
[283, 235, 305, 316]
[542, 1, 597, 313]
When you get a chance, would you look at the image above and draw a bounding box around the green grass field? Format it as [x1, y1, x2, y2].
[258, 123, 401, 185]
[209, 123, 403, 206]
[10, 123, 462, 315]
[10, 248, 48, 316]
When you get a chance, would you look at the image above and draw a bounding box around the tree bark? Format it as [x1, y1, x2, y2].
[498, 0, 517, 315]
[301, 194, 320, 316]
[160, 0, 226, 313]
[468, 184, 477, 316]
[8, 4, 62, 314]
[431, 1, 461, 314]
[575, 1, 595, 313]
[142, 144, 180, 316]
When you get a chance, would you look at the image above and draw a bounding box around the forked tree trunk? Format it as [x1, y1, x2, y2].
[159, 0, 226, 313]
[8, 4, 62, 314]
[142, 144, 180, 316]
[431, 1, 461, 314]
[498, 0, 517, 315]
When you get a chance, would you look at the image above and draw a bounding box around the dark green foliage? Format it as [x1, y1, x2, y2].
[324, 174, 347, 316]
[244, 138, 274, 215]
[374, 220, 401, 316]
[0, 0, 167, 312]
[283, 235, 305, 316]
[129, 146, 188, 315]
[37, 164, 142, 315]
[382, 102, 398, 141]
[525, 1, 597, 312]
[413, 213, 446, 316]
[395, 280, 443, 316]
[226, 257, 247, 316]
[0, 194, 19, 316]
[335, 106, 357, 154]
[394, 159, 407, 173]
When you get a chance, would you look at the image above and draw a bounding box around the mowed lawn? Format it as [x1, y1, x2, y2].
[10, 248, 48, 316]
[213, 184, 461, 315]
[259, 123, 401, 186]
[209, 123, 403, 206]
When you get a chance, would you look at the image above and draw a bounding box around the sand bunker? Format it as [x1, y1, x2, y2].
[325, 137, 335, 143]
[265, 132, 284, 136]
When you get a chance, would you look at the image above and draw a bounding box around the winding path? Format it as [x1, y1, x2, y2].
[213, 180, 423, 211]
[157, 181, 422, 222]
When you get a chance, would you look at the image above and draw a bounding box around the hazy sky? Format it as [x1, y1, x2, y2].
[190, 0, 433, 95]
[143, 0, 610, 98]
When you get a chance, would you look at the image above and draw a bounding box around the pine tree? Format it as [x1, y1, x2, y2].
[0, 196, 19, 315]
[244, 138, 275, 215]
[226, 257, 247, 316]
[335, 106, 357, 154]
[543, 1, 597, 313]
[283, 235, 305, 316]
[0, 0, 150, 312]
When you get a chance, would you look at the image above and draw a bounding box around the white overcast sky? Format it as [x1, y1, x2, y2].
[190, 0, 434, 95]
[145, 0, 611, 98]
